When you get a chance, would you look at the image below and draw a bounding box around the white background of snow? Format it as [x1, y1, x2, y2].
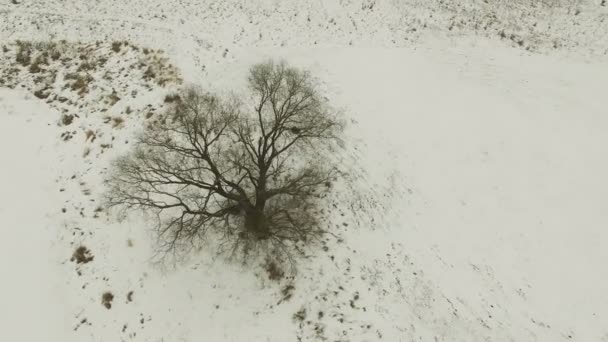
[1, 1, 608, 341]
[0, 89, 72, 341]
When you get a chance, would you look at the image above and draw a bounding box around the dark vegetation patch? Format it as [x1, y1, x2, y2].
[61, 114, 74, 126]
[71, 245, 94, 264]
[101, 291, 114, 309]
[111, 41, 122, 53]
[164, 93, 180, 103]
[265, 259, 285, 281]
[278, 284, 295, 304]
[15, 41, 32, 66]
[293, 307, 307, 323]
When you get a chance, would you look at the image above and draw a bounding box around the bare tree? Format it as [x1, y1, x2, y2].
[107, 60, 343, 262]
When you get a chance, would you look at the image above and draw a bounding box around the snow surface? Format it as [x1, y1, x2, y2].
[0, 89, 71, 341]
[1, 1, 608, 341]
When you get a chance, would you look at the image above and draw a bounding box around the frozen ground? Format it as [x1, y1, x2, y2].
[1, 1, 608, 341]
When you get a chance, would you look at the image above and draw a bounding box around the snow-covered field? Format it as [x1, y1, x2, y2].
[1, 1, 608, 341]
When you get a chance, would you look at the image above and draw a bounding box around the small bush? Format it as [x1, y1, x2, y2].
[67, 73, 93, 96]
[33, 89, 49, 99]
[71, 246, 94, 264]
[143, 66, 155, 80]
[265, 258, 285, 281]
[29, 54, 47, 73]
[50, 49, 61, 60]
[29, 62, 42, 73]
[101, 292, 114, 309]
[108, 116, 124, 128]
[107, 91, 121, 106]
[85, 130, 96, 142]
[164, 93, 180, 103]
[61, 114, 74, 126]
[77, 61, 95, 72]
[111, 41, 122, 53]
[292, 308, 307, 323]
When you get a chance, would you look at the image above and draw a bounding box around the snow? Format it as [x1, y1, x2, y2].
[1, 1, 608, 341]
[0, 89, 72, 341]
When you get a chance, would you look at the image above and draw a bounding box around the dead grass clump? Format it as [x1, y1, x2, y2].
[97, 56, 108, 67]
[101, 292, 114, 309]
[105, 116, 125, 128]
[85, 129, 96, 142]
[292, 307, 307, 323]
[111, 41, 122, 53]
[29, 54, 48, 73]
[77, 61, 95, 72]
[65, 73, 93, 96]
[16, 41, 32, 66]
[29, 63, 42, 73]
[107, 91, 121, 106]
[50, 49, 61, 61]
[141, 54, 182, 86]
[61, 131, 74, 141]
[278, 284, 295, 304]
[143, 66, 155, 81]
[71, 245, 94, 264]
[164, 93, 180, 103]
[264, 258, 285, 281]
[33, 88, 49, 99]
[61, 114, 74, 126]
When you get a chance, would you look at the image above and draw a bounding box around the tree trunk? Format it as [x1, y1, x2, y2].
[244, 166, 269, 238]
[244, 203, 268, 239]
